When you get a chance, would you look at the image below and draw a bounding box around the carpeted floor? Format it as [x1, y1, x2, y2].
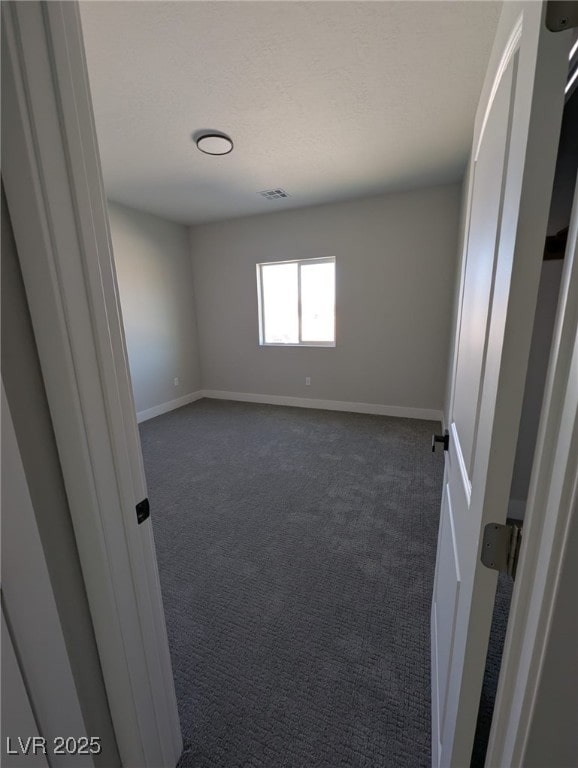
[140, 399, 445, 768]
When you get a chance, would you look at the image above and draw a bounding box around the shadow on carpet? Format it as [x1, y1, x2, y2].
[470, 573, 514, 768]
[139, 399, 445, 768]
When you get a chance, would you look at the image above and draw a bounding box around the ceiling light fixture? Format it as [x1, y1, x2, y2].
[195, 132, 233, 156]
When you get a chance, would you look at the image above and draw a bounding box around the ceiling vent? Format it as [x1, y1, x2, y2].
[259, 188, 290, 200]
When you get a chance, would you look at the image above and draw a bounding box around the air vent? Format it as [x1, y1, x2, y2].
[259, 188, 290, 200]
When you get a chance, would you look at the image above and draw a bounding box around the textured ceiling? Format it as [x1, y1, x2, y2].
[80, 1, 501, 225]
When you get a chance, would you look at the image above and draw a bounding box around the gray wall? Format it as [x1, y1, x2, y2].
[1, 188, 120, 766]
[190, 184, 461, 412]
[108, 201, 201, 414]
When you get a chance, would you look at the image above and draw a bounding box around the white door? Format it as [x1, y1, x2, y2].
[430, 4, 571, 767]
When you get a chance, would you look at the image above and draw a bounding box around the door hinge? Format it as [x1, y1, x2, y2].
[481, 521, 522, 580]
[136, 497, 150, 525]
[546, 1, 578, 32]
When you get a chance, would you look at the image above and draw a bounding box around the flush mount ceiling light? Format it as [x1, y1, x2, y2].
[195, 132, 233, 156]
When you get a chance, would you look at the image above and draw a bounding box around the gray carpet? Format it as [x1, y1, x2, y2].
[140, 399, 445, 768]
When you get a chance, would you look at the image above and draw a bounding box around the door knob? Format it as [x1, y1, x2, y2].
[432, 430, 449, 452]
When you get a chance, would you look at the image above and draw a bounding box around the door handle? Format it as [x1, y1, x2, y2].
[432, 430, 449, 452]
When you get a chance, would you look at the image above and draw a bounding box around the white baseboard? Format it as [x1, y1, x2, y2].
[136, 391, 203, 423]
[508, 498, 527, 521]
[200, 389, 442, 422]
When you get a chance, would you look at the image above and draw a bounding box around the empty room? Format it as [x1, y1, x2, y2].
[4, 2, 578, 768]
[80, 2, 485, 764]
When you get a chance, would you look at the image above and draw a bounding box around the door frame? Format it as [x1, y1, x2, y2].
[486, 171, 578, 765]
[2, 1, 574, 766]
[2, 3, 181, 766]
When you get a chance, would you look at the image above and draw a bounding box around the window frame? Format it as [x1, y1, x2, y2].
[256, 256, 336, 347]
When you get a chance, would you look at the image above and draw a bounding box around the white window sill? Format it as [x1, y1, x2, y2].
[259, 342, 336, 348]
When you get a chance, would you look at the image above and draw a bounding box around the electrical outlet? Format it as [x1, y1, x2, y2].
[174, 377, 179, 387]
[305, 377, 311, 386]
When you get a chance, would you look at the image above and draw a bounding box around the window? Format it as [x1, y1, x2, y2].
[257, 257, 336, 346]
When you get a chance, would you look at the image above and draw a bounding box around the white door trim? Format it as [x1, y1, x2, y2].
[1, 3, 181, 766]
[487, 172, 578, 766]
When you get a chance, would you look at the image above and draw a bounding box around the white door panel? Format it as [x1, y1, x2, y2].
[452, 55, 515, 478]
[431, 4, 570, 766]
[1, 385, 92, 767]
[1, 610, 49, 768]
[434, 486, 461, 741]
